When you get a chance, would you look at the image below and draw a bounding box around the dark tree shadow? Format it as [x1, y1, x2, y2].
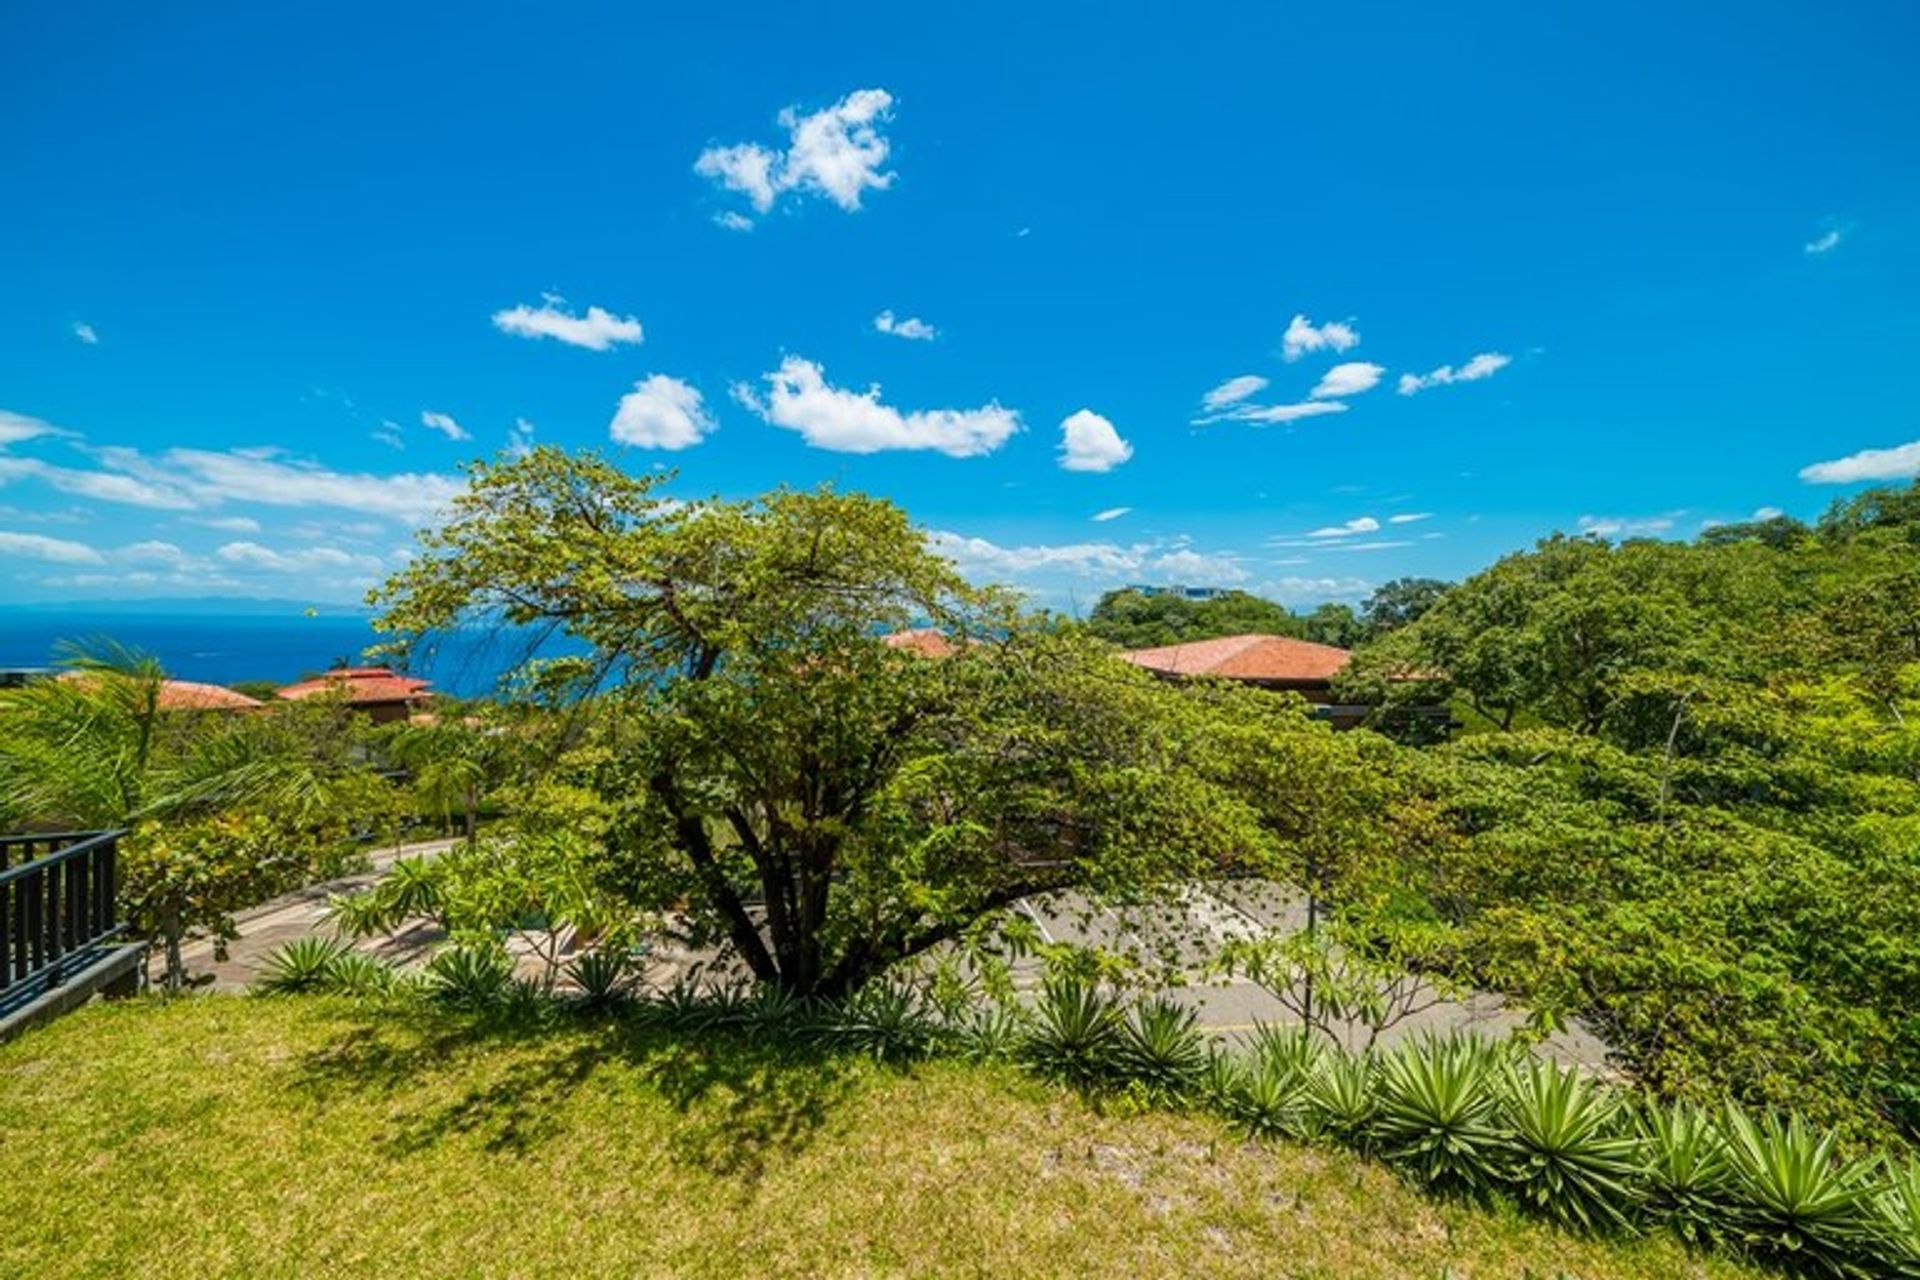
[287, 1004, 860, 1178]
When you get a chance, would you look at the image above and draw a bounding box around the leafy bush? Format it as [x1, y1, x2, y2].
[1024, 976, 1126, 1087]
[822, 982, 940, 1061]
[254, 937, 357, 994]
[422, 944, 515, 1009]
[1371, 1034, 1508, 1197]
[1638, 1102, 1733, 1248]
[564, 948, 632, 1010]
[1498, 1057, 1642, 1232]
[1719, 1105, 1882, 1278]
[1118, 997, 1208, 1103]
[1307, 1050, 1379, 1147]
[1872, 1160, 1920, 1279]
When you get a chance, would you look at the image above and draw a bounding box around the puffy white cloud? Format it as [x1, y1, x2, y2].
[1800, 440, 1920, 484]
[0, 455, 196, 509]
[0, 410, 64, 447]
[216, 541, 384, 574]
[491, 296, 643, 351]
[420, 411, 470, 442]
[1281, 314, 1360, 362]
[1258, 575, 1376, 604]
[1201, 375, 1269, 411]
[1578, 514, 1676, 538]
[874, 310, 936, 341]
[737, 357, 1019, 458]
[508, 417, 536, 457]
[71, 322, 98, 345]
[928, 530, 1142, 578]
[1310, 516, 1382, 538]
[714, 210, 756, 233]
[1310, 361, 1385, 399]
[135, 449, 463, 522]
[118, 540, 189, 567]
[1092, 506, 1132, 523]
[610, 375, 715, 451]
[1398, 352, 1511, 395]
[697, 88, 895, 216]
[1058, 409, 1133, 473]
[1197, 400, 1349, 427]
[1805, 228, 1844, 255]
[185, 515, 262, 534]
[0, 529, 103, 564]
[1150, 549, 1246, 583]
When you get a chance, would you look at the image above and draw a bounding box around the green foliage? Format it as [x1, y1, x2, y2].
[1499, 1057, 1642, 1233]
[1639, 1102, 1735, 1248]
[1371, 1034, 1509, 1197]
[1083, 588, 1311, 649]
[1024, 975, 1127, 1086]
[563, 948, 632, 1010]
[422, 944, 516, 1009]
[254, 936, 357, 994]
[1118, 997, 1209, 1103]
[1718, 1106, 1882, 1278]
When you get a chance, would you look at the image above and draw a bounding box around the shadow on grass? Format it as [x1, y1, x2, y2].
[287, 1002, 862, 1179]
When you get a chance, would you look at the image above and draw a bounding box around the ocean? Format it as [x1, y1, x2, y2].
[0, 610, 545, 698]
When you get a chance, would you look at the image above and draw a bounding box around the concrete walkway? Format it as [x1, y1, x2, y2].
[175, 836, 464, 991]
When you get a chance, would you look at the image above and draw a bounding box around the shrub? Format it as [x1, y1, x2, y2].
[1307, 1050, 1379, 1148]
[1872, 1160, 1920, 1279]
[564, 948, 632, 1010]
[422, 944, 515, 1009]
[820, 983, 940, 1061]
[1118, 997, 1209, 1104]
[1498, 1056, 1642, 1232]
[324, 950, 404, 997]
[1638, 1102, 1733, 1248]
[1719, 1104, 1881, 1278]
[1371, 1033, 1508, 1197]
[952, 1003, 1026, 1063]
[1024, 975, 1126, 1086]
[254, 937, 356, 994]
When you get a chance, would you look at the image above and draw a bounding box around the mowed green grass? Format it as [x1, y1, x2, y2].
[1, 998, 1763, 1280]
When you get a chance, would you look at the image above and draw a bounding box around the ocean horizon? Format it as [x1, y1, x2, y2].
[0, 607, 541, 698]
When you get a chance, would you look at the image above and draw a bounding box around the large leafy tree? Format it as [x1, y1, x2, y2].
[372, 449, 1274, 995]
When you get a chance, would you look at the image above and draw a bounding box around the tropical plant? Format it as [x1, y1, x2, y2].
[1718, 1104, 1881, 1277]
[1306, 1049, 1379, 1147]
[1024, 975, 1126, 1086]
[564, 947, 632, 1010]
[1872, 1159, 1920, 1279]
[254, 936, 356, 995]
[1117, 997, 1209, 1104]
[1371, 1034, 1509, 1197]
[1498, 1057, 1642, 1232]
[1637, 1102, 1733, 1248]
[422, 943, 515, 1009]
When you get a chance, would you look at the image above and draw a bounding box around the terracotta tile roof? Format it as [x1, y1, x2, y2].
[881, 628, 957, 658]
[1121, 633, 1352, 684]
[58, 672, 263, 711]
[277, 666, 433, 705]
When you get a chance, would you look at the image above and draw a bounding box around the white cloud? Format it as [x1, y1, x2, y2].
[737, 356, 1019, 458]
[873, 310, 937, 341]
[1092, 506, 1132, 523]
[420, 411, 470, 442]
[0, 410, 64, 447]
[1058, 409, 1133, 473]
[133, 449, 462, 523]
[1196, 400, 1349, 427]
[1805, 228, 1843, 255]
[1752, 506, 1784, 520]
[184, 515, 262, 534]
[1281, 314, 1360, 362]
[1398, 352, 1512, 395]
[1258, 575, 1375, 605]
[216, 541, 384, 574]
[928, 530, 1142, 578]
[508, 417, 536, 457]
[697, 88, 895, 216]
[1150, 549, 1245, 583]
[714, 211, 756, 233]
[610, 375, 715, 451]
[1387, 512, 1433, 525]
[0, 455, 197, 509]
[118, 540, 189, 567]
[491, 296, 644, 351]
[1309, 516, 1382, 539]
[0, 529, 103, 564]
[1578, 514, 1676, 538]
[1799, 440, 1920, 484]
[1326, 539, 1415, 553]
[1310, 361, 1385, 399]
[372, 421, 404, 450]
[71, 322, 98, 345]
[1201, 375, 1268, 411]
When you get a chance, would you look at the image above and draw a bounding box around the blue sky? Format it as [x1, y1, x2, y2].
[2, 3, 1916, 610]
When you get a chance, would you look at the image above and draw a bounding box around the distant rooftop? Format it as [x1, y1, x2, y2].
[277, 666, 432, 705]
[881, 628, 957, 658]
[1121, 633, 1352, 685]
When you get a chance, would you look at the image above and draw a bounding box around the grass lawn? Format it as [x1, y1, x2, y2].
[1, 997, 1765, 1280]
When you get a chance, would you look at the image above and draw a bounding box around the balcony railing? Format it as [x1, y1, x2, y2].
[1, 830, 127, 1010]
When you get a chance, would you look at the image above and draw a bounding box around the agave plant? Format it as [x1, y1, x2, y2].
[1871, 1159, 1920, 1280]
[1119, 997, 1210, 1103]
[422, 943, 515, 1009]
[1307, 1049, 1379, 1148]
[1371, 1033, 1508, 1197]
[1719, 1103, 1881, 1278]
[823, 982, 940, 1061]
[1249, 1022, 1325, 1083]
[253, 936, 356, 994]
[1498, 1057, 1642, 1233]
[1638, 1102, 1733, 1247]
[324, 949, 403, 997]
[953, 1002, 1026, 1063]
[1223, 1049, 1316, 1140]
[565, 948, 632, 1011]
[1024, 975, 1126, 1086]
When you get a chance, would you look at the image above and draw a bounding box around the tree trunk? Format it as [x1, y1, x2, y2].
[162, 909, 185, 994]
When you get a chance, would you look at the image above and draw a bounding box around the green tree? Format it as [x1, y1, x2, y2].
[371, 449, 1277, 995]
[1361, 577, 1452, 636]
[1084, 588, 1306, 648]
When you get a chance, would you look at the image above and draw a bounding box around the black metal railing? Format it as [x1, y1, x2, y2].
[0, 830, 126, 1004]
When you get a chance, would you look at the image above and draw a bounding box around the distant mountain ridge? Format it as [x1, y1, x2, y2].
[0, 597, 375, 619]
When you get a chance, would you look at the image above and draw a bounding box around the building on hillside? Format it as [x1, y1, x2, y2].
[53, 672, 262, 712]
[275, 666, 432, 724]
[1120, 633, 1373, 729]
[1123, 584, 1230, 601]
[880, 627, 958, 658]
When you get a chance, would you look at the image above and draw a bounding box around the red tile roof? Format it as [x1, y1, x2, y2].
[1121, 633, 1352, 684]
[881, 628, 957, 658]
[276, 666, 433, 705]
[58, 673, 263, 711]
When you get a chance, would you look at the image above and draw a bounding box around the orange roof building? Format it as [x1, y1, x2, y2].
[57, 672, 263, 712]
[1121, 633, 1353, 688]
[881, 627, 957, 658]
[276, 666, 432, 723]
